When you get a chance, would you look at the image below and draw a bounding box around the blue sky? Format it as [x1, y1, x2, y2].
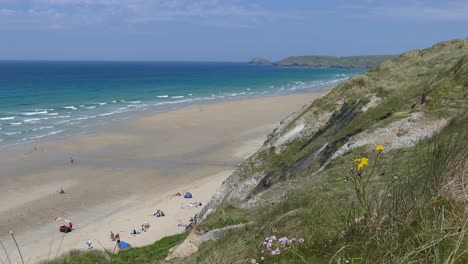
[0, 0, 467, 61]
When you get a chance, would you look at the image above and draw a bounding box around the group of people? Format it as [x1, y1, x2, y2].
[141, 222, 150, 232]
[130, 222, 150, 235]
[187, 202, 203, 208]
[153, 209, 165, 217]
[102, 192, 204, 250]
[110, 231, 121, 241]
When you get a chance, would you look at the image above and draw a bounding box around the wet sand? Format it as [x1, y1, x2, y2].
[0, 93, 321, 263]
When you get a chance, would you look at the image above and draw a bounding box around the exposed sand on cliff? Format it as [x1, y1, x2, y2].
[0, 93, 321, 263]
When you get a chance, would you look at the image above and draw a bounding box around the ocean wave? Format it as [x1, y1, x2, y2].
[157, 95, 169, 98]
[21, 111, 48, 116]
[98, 102, 107, 105]
[171, 96, 184, 99]
[32, 126, 54, 131]
[0, 116, 15, 120]
[10, 122, 22, 126]
[53, 115, 70, 119]
[73, 116, 97, 121]
[27, 129, 66, 140]
[229, 92, 246, 97]
[55, 120, 71, 124]
[46, 113, 59, 116]
[64, 106, 77, 110]
[111, 100, 117, 103]
[24, 118, 41, 123]
[152, 99, 193, 107]
[98, 112, 114, 116]
[3, 131, 21, 136]
[85, 106, 96, 109]
[129, 101, 141, 104]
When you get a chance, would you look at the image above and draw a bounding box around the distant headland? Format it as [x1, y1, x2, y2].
[250, 55, 397, 69]
[249, 57, 272, 65]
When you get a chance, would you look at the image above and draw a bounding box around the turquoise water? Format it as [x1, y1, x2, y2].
[0, 61, 363, 147]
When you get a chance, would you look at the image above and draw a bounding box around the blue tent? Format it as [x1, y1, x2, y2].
[118, 241, 131, 250]
[183, 192, 192, 199]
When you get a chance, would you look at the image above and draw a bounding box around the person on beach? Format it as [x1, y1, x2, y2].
[68, 221, 73, 230]
[70, 157, 74, 165]
[154, 209, 165, 217]
[59, 186, 65, 194]
[86, 240, 93, 249]
[110, 231, 115, 241]
[115, 233, 120, 241]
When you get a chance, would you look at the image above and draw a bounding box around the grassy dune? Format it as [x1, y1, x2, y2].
[38, 38, 468, 263]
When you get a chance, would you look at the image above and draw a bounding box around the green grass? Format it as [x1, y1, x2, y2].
[196, 114, 468, 263]
[42, 38, 468, 264]
[41, 233, 188, 264]
[198, 204, 251, 231]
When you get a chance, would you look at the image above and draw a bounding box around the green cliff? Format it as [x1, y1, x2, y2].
[44, 38, 468, 264]
[274, 55, 397, 68]
[191, 38, 468, 263]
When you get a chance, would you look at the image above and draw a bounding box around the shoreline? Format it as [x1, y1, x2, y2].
[0, 81, 342, 151]
[0, 92, 323, 263]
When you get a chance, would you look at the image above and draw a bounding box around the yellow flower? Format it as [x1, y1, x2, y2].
[376, 145, 384, 152]
[361, 157, 369, 165]
[357, 163, 364, 169]
[354, 158, 360, 163]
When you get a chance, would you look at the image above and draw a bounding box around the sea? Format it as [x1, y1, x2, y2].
[0, 61, 364, 148]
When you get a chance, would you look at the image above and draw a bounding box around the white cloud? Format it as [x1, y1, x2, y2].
[339, 0, 468, 22]
[0, 0, 290, 31]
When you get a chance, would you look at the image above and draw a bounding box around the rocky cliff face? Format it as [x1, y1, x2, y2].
[201, 39, 468, 219]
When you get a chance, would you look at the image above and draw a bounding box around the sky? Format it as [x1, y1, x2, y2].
[0, 0, 467, 61]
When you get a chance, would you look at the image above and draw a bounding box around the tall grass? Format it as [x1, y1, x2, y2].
[40, 233, 187, 264]
[196, 115, 468, 263]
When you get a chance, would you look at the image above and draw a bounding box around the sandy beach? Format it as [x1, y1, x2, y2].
[0, 93, 321, 263]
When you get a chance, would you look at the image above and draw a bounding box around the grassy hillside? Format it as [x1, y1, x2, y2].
[274, 55, 397, 68]
[192, 39, 468, 263]
[40, 39, 468, 263]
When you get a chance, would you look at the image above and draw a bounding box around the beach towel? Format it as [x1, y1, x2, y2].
[118, 241, 131, 249]
[184, 192, 192, 199]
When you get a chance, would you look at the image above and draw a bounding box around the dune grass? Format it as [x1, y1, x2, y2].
[41, 233, 187, 264]
[196, 114, 468, 263]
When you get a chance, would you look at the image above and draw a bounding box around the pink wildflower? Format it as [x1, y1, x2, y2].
[251, 259, 257, 264]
